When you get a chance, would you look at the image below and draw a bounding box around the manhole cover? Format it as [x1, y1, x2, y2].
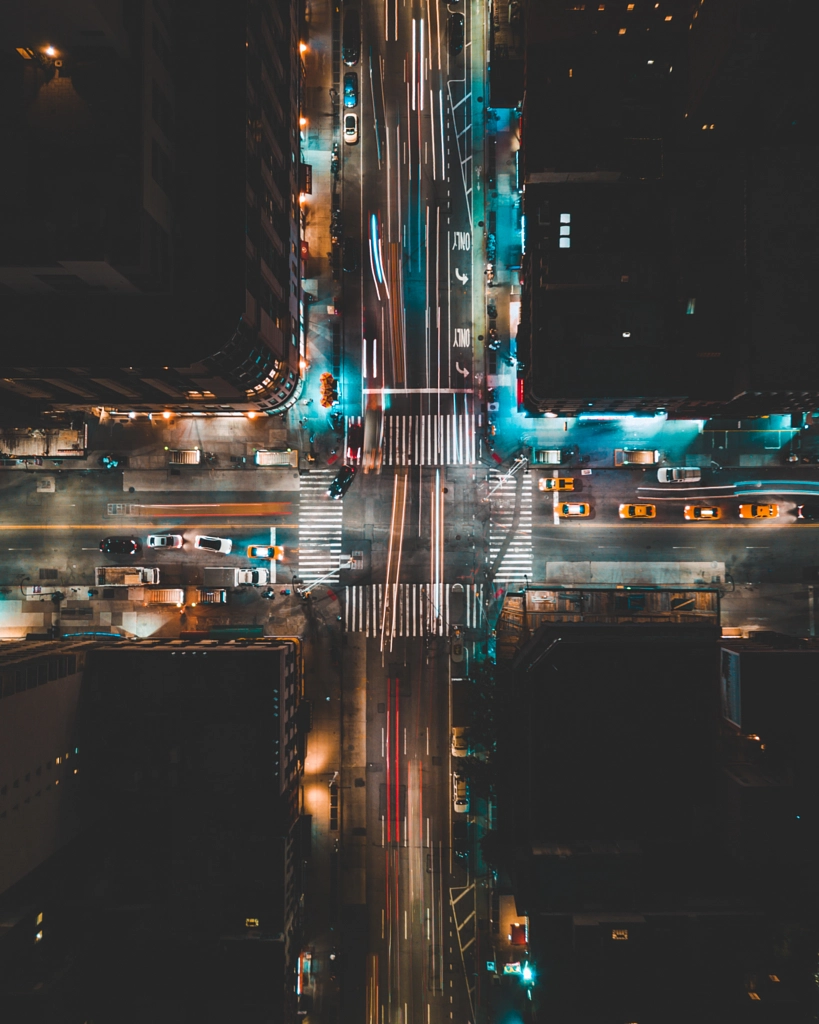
[39, 569, 58, 580]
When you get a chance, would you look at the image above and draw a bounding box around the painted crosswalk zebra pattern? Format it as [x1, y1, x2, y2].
[298, 469, 344, 584]
[488, 469, 533, 583]
[344, 584, 485, 636]
[383, 412, 476, 466]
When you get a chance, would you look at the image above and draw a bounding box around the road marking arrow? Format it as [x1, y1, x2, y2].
[455, 268, 468, 284]
[455, 362, 470, 377]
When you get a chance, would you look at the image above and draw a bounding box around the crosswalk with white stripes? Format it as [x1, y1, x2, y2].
[344, 584, 485, 637]
[383, 411, 476, 466]
[488, 469, 533, 583]
[298, 469, 344, 584]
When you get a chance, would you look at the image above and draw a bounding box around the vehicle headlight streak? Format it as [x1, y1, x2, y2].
[369, 213, 388, 295]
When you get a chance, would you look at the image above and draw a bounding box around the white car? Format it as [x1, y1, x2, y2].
[453, 773, 469, 813]
[344, 112, 358, 145]
[147, 534, 183, 549]
[194, 535, 232, 554]
[657, 467, 701, 483]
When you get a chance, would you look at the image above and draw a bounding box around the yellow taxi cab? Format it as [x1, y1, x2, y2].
[684, 505, 722, 521]
[618, 503, 656, 519]
[247, 544, 285, 559]
[538, 477, 575, 492]
[558, 502, 590, 518]
[738, 503, 779, 519]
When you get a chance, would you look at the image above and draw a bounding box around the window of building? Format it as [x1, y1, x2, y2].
[152, 80, 173, 137]
[151, 140, 173, 196]
[612, 929, 629, 940]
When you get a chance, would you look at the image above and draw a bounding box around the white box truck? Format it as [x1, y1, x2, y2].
[203, 566, 270, 587]
[95, 567, 160, 586]
[254, 448, 299, 467]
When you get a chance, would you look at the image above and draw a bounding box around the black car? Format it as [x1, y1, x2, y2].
[796, 503, 819, 521]
[343, 72, 358, 108]
[342, 237, 358, 273]
[328, 465, 356, 500]
[342, 8, 360, 65]
[100, 536, 141, 555]
[449, 13, 464, 55]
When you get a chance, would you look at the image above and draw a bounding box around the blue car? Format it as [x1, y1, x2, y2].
[343, 72, 358, 108]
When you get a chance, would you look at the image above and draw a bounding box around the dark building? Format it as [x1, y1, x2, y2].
[517, 0, 819, 419]
[0, 636, 308, 1020]
[492, 609, 819, 1020]
[0, 0, 303, 419]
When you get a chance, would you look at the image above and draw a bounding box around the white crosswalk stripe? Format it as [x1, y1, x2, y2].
[344, 584, 485, 636]
[298, 469, 344, 584]
[383, 412, 476, 466]
[488, 469, 533, 583]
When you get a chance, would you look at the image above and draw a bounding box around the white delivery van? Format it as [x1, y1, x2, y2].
[254, 448, 299, 467]
[165, 447, 201, 465]
[531, 448, 565, 465]
[146, 589, 186, 605]
[614, 449, 660, 466]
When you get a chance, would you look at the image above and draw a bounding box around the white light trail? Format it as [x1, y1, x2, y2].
[411, 20, 416, 112]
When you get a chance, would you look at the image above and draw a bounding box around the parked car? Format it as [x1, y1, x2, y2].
[344, 112, 359, 145]
[342, 7, 360, 65]
[100, 537, 141, 555]
[619, 503, 656, 519]
[148, 534, 183, 549]
[738, 504, 779, 519]
[657, 467, 701, 483]
[451, 726, 469, 758]
[194, 535, 233, 553]
[557, 502, 589, 518]
[328, 465, 356, 500]
[538, 477, 574, 492]
[684, 506, 721, 521]
[453, 773, 469, 813]
[343, 72, 358, 108]
[448, 12, 464, 54]
[796, 503, 819, 521]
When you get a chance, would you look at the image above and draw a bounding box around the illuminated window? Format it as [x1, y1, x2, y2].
[55, 757, 61, 765]
[598, 3, 605, 8]
[618, 27, 627, 34]
[246, 917, 260, 928]
[559, 238, 571, 248]
[748, 993, 760, 1001]
[560, 213, 571, 223]
[35, 931, 43, 943]
[569, 68, 573, 76]
[36, 912, 43, 926]
[560, 226, 570, 236]
[686, 298, 696, 314]
[769, 975, 780, 983]
[612, 929, 629, 940]
[665, 13, 672, 19]
[627, 3, 634, 9]
[621, 275, 629, 283]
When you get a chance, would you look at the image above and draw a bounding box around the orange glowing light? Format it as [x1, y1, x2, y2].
[162, 410, 172, 420]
